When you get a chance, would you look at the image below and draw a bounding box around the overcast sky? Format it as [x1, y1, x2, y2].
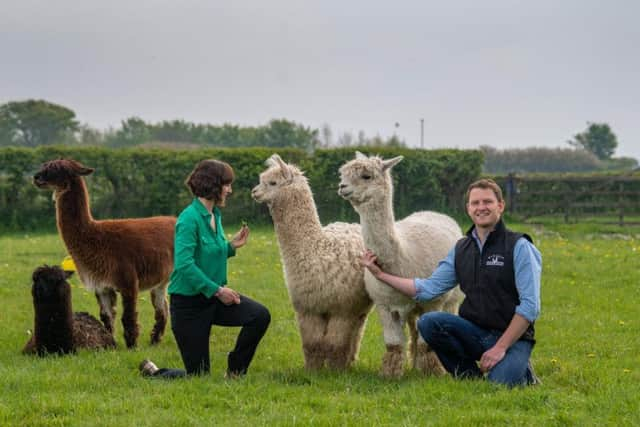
[2, 1, 638, 159]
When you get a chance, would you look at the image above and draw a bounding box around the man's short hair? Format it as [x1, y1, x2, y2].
[465, 178, 504, 204]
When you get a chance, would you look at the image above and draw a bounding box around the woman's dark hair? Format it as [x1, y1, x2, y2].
[185, 159, 234, 203]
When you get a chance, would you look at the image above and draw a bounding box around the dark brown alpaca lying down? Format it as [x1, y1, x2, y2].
[23, 265, 116, 356]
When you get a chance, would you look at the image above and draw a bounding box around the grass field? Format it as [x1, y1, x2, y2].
[1, 223, 639, 426]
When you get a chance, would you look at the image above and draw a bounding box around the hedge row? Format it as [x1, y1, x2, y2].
[0, 146, 483, 231]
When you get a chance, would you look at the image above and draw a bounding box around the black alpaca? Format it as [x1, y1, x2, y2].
[23, 265, 116, 356]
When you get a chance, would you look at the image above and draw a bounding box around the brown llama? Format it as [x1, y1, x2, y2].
[23, 265, 116, 356]
[33, 159, 176, 348]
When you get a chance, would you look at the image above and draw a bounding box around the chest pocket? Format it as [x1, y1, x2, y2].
[200, 234, 226, 258]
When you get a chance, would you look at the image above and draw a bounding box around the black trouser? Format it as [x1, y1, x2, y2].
[152, 292, 270, 379]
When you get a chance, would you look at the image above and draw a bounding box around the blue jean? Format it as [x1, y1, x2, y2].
[417, 311, 534, 387]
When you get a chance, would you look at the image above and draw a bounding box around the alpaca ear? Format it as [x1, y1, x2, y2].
[382, 156, 403, 171]
[67, 160, 95, 176]
[269, 153, 283, 164]
[271, 154, 293, 181]
[77, 167, 94, 176]
[355, 151, 367, 160]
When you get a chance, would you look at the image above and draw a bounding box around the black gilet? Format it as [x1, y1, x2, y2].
[454, 219, 535, 342]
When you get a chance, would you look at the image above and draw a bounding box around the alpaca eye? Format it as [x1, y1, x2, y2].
[362, 174, 371, 180]
[269, 181, 277, 186]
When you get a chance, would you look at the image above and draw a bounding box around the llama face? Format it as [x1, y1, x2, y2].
[33, 159, 94, 191]
[252, 155, 304, 205]
[338, 153, 404, 206]
[31, 265, 72, 303]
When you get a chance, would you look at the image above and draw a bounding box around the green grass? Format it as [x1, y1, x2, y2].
[1, 224, 639, 426]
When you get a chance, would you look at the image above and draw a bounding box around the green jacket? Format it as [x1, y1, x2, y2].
[168, 198, 236, 297]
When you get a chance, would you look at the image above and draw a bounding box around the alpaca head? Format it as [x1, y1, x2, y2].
[251, 154, 308, 207]
[338, 151, 403, 207]
[31, 265, 73, 304]
[33, 159, 94, 192]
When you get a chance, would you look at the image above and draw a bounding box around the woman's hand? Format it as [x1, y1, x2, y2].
[360, 249, 383, 278]
[231, 224, 249, 249]
[215, 286, 241, 305]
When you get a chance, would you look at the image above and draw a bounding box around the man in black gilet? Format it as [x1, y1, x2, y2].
[361, 179, 541, 386]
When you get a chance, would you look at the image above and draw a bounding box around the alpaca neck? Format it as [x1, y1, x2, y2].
[35, 302, 73, 329]
[357, 192, 403, 265]
[270, 187, 324, 258]
[34, 300, 74, 349]
[55, 178, 95, 250]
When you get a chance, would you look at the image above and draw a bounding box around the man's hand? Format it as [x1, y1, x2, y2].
[479, 345, 506, 373]
[231, 224, 249, 249]
[215, 287, 241, 305]
[359, 249, 418, 297]
[360, 249, 383, 278]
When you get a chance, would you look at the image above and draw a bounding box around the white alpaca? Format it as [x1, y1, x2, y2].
[252, 154, 372, 370]
[338, 152, 464, 378]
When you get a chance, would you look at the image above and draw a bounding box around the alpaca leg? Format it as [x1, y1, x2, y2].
[443, 287, 463, 315]
[325, 316, 363, 370]
[120, 287, 140, 348]
[408, 311, 420, 368]
[415, 335, 446, 376]
[95, 288, 117, 335]
[346, 312, 369, 365]
[409, 310, 446, 375]
[378, 307, 406, 378]
[23, 336, 37, 354]
[297, 312, 329, 370]
[149, 284, 169, 345]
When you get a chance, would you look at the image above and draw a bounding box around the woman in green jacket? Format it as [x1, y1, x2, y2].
[140, 159, 271, 378]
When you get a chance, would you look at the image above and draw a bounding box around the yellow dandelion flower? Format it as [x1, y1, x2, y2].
[619, 321, 626, 326]
[551, 358, 558, 364]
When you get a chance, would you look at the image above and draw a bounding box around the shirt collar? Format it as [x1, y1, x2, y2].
[467, 219, 505, 250]
[191, 198, 212, 218]
[471, 228, 484, 250]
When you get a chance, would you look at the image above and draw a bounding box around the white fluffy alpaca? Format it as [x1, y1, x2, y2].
[252, 154, 373, 370]
[338, 152, 464, 378]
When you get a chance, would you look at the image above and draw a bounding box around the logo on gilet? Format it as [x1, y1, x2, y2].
[486, 254, 504, 267]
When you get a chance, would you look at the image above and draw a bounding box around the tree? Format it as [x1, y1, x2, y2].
[568, 122, 618, 160]
[319, 123, 333, 148]
[77, 124, 104, 145]
[337, 131, 354, 147]
[259, 119, 318, 151]
[106, 117, 152, 147]
[0, 99, 79, 147]
[150, 119, 201, 142]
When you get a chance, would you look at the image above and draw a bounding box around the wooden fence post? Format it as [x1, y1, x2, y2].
[505, 173, 517, 214]
[618, 182, 625, 226]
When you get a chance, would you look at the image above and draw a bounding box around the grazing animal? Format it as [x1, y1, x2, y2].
[338, 152, 464, 378]
[33, 159, 175, 348]
[23, 265, 116, 356]
[252, 154, 373, 370]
